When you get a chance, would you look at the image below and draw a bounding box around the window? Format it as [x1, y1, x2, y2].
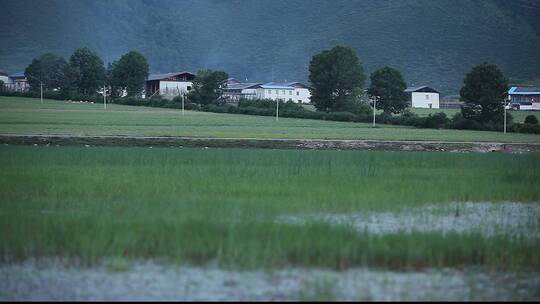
[425, 94, 429, 100]
[187, 86, 192, 91]
[289, 91, 292, 95]
[267, 90, 271, 94]
[297, 91, 300, 96]
[275, 90, 279, 94]
[282, 90, 285, 94]
[298, 100, 302, 103]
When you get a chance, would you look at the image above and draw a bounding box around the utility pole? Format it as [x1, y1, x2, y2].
[276, 99, 279, 121]
[504, 96, 509, 134]
[372, 96, 377, 127]
[40, 81, 43, 104]
[182, 93, 185, 116]
[103, 85, 107, 110]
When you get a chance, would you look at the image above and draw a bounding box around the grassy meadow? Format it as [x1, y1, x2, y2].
[1, 96, 540, 143]
[410, 107, 540, 123]
[1, 145, 539, 270]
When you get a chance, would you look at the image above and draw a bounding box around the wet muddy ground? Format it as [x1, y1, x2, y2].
[1, 259, 539, 301]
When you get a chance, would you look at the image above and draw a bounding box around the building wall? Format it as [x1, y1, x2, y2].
[510, 94, 540, 110]
[293, 88, 311, 104]
[411, 92, 439, 109]
[0, 75, 8, 84]
[158, 81, 193, 99]
[256, 87, 310, 103]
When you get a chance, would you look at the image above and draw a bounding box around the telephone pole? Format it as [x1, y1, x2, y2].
[103, 85, 107, 110]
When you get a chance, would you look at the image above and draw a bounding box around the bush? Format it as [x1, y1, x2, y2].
[524, 115, 539, 125]
[324, 111, 358, 122]
[514, 123, 540, 134]
[450, 112, 484, 130]
[375, 112, 393, 124]
[420, 112, 450, 129]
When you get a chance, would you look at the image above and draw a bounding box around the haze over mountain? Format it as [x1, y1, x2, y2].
[1, 0, 539, 94]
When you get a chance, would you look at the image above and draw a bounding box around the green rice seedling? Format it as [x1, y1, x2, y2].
[0, 146, 539, 270]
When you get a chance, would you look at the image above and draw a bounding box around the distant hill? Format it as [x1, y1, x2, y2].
[1, 0, 539, 95]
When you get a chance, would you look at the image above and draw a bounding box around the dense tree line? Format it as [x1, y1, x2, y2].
[23, 48, 149, 99]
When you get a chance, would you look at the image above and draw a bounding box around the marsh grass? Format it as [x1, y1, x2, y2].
[1, 146, 539, 269]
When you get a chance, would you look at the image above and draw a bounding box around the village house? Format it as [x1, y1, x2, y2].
[0, 71, 8, 85]
[508, 86, 540, 110]
[404, 86, 440, 109]
[2, 72, 30, 92]
[222, 78, 261, 101]
[144, 71, 195, 99]
[255, 82, 311, 103]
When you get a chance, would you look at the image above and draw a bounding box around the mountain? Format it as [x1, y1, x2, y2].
[1, 0, 539, 95]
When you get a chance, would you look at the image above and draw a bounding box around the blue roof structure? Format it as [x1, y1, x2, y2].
[259, 82, 310, 90]
[9, 72, 26, 79]
[508, 86, 540, 95]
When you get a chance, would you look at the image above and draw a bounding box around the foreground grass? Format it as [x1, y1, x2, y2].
[1, 96, 540, 143]
[1, 146, 539, 269]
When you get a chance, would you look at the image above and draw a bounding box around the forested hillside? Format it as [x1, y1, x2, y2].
[1, 0, 539, 94]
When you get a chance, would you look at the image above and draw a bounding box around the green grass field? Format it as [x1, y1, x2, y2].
[1, 96, 540, 143]
[1, 145, 539, 269]
[410, 107, 540, 123]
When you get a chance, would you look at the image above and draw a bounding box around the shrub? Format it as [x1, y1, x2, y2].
[524, 115, 539, 125]
[324, 111, 358, 122]
[514, 123, 540, 134]
[420, 112, 450, 129]
[450, 112, 484, 130]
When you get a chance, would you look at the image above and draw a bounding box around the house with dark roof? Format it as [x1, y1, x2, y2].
[223, 79, 262, 101]
[145, 71, 195, 99]
[508, 87, 540, 110]
[404, 86, 440, 109]
[254, 82, 311, 103]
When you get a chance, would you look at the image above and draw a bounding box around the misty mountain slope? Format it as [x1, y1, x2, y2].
[0, 0, 539, 94]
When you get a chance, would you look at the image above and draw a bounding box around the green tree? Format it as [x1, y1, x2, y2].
[68, 48, 106, 95]
[188, 69, 228, 105]
[308, 45, 365, 112]
[367, 66, 408, 114]
[111, 51, 149, 97]
[24, 53, 67, 92]
[460, 62, 508, 124]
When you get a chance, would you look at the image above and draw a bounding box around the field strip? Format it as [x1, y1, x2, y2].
[278, 202, 540, 238]
[1, 134, 540, 152]
[1, 259, 538, 301]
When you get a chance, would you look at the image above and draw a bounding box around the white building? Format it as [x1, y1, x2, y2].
[255, 82, 311, 103]
[508, 87, 540, 110]
[404, 86, 440, 109]
[0, 71, 8, 85]
[145, 71, 195, 99]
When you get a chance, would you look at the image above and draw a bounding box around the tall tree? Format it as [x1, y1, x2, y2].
[460, 62, 508, 124]
[308, 45, 365, 112]
[111, 51, 149, 97]
[68, 48, 105, 95]
[188, 70, 228, 105]
[367, 66, 408, 114]
[24, 53, 67, 92]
